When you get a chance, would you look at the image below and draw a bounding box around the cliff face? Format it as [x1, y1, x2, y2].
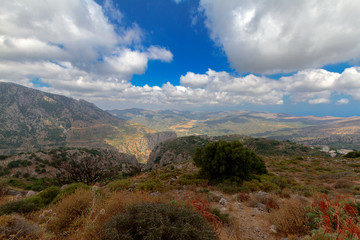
[115, 132, 177, 163]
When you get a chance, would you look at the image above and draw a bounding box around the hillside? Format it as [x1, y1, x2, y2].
[0, 147, 139, 185]
[108, 108, 360, 150]
[147, 135, 327, 169]
[0, 83, 175, 162]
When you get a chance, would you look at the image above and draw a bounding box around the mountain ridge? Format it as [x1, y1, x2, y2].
[0, 82, 175, 162]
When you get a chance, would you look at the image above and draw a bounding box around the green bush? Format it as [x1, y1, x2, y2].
[344, 151, 360, 158]
[0, 186, 60, 215]
[136, 179, 164, 192]
[53, 183, 90, 202]
[193, 140, 267, 183]
[0, 200, 38, 215]
[107, 179, 133, 191]
[104, 202, 218, 240]
[178, 174, 208, 186]
[26, 186, 60, 206]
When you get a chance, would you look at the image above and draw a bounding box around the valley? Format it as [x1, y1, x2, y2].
[1, 82, 360, 240]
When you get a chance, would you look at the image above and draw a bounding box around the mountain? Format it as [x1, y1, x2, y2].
[0, 82, 175, 162]
[107, 108, 360, 150]
[146, 135, 327, 169]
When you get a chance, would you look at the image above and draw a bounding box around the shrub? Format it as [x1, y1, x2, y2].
[136, 179, 165, 192]
[0, 186, 60, 215]
[47, 189, 93, 234]
[0, 200, 38, 215]
[344, 151, 360, 158]
[333, 179, 352, 189]
[193, 140, 267, 183]
[104, 202, 218, 240]
[306, 195, 360, 239]
[53, 183, 90, 202]
[26, 186, 60, 206]
[218, 181, 242, 194]
[270, 198, 310, 235]
[107, 179, 133, 191]
[178, 174, 208, 186]
[0, 215, 39, 239]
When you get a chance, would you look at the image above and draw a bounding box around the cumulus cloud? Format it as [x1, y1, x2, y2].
[2, 0, 360, 109]
[0, 0, 172, 90]
[199, 0, 360, 74]
[337, 98, 350, 105]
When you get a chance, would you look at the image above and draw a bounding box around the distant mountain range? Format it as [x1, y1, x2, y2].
[0, 82, 175, 162]
[108, 108, 360, 150]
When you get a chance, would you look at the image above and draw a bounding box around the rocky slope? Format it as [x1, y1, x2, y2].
[0, 147, 140, 181]
[0, 82, 175, 162]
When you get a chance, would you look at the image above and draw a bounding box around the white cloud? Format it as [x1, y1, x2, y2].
[308, 98, 330, 104]
[0, 0, 173, 87]
[200, 0, 360, 74]
[337, 98, 350, 105]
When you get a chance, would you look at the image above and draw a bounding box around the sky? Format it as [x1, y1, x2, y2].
[1, 0, 360, 116]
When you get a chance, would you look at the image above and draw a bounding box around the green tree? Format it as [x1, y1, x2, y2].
[193, 140, 267, 182]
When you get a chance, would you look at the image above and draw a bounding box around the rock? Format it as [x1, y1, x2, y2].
[150, 191, 161, 197]
[270, 225, 277, 233]
[355, 195, 360, 198]
[235, 202, 244, 209]
[15, 193, 22, 200]
[252, 208, 260, 216]
[39, 209, 53, 219]
[92, 186, 101, 192]
[255, 203, 267, 211]
[257, 191, 268, 196]
[219, 197, 228, 206]
[26, 190, 36, 198]
[60, 184, 68, 191]
[170, 178, 177, 184]
[7, 189, 21, 196]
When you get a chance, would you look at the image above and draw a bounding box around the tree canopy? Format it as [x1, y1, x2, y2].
[193, 140, 267, 182]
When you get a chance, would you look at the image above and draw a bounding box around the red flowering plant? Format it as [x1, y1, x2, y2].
[306, 194, 360, 240]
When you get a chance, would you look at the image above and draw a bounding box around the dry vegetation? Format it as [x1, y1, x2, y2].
[0, 153, 359, 239]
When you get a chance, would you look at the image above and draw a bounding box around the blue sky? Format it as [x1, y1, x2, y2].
[1, 0, 360, 116]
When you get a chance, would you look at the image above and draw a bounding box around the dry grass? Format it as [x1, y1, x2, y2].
[0, 214, 39, 239]
[269, 197, 310, 235]
[46, 189, 93, 235]
[66, 191, 163, 240]
[218, 217, 243, 240]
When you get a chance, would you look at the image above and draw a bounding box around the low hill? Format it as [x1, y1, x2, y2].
[146, 135, 327, 169]
[108, 108, 360, 150]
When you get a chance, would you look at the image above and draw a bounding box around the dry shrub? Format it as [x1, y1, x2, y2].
[0, 214, 39, 239]
[333, 179, 352, 189]
[247, 192, 279, 211]
[269, 198, 310, 235]
[0, 183, 7, 199]
[104, 202, 218, 240]
[70, 191, 162, 240]
[218, 217, 243, 240]
[47, 189, 93, 235]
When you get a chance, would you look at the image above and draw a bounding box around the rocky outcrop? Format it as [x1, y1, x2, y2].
[146, 136, 208, 169]
[115, 131, 177, 163]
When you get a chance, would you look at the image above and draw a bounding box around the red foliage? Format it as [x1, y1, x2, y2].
[310, 194, 360, 239]
[185, 194, 221, 230]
